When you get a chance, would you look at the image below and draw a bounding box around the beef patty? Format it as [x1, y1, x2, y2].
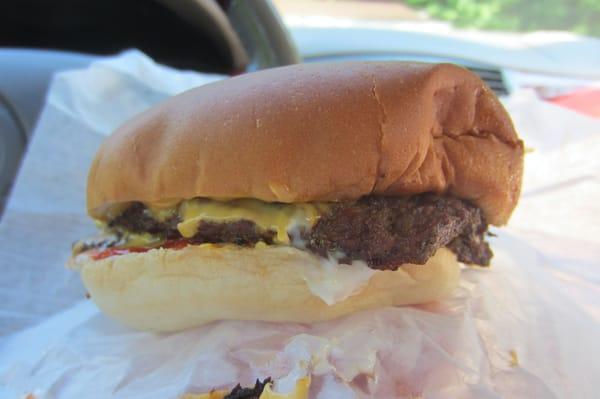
[99, 194, 492, 269]
[306, 195, 491, 269]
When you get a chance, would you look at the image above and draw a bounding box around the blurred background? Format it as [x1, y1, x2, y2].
[0, 0, 599, 335]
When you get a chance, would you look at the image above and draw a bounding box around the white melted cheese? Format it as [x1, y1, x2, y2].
[302, 256, 377, 305]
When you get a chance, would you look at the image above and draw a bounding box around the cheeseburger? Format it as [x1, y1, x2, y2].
[70, 62, 523, 332]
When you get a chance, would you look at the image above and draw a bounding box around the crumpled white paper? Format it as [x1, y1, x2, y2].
[0, 50, 223, 336]
[0, 50, 598, 398]
[1, 235, 597, 398]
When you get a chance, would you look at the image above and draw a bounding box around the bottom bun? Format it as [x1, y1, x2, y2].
[72, 244, 460, 332]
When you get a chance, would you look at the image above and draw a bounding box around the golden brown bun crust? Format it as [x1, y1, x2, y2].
[71, 245, 460, 332]
[88, 62, 523, 225]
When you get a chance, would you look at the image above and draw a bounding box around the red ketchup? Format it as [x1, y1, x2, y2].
[91, 239, 189, 260]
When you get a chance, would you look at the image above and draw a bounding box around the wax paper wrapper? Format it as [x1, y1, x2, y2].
[0, 51, 598, 398]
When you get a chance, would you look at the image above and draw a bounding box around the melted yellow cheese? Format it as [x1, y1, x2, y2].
[177, 199, 329, 244]
[92, 198, 330, 250]
[509, 349, 519, 367]
[144, 198, 181, 222]
[146, 207, 178, 222]
[181, 377, 310, 399]
[123, 232, 163, 248]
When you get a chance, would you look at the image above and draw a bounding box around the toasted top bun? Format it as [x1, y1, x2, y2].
[87, 62, 523, 225]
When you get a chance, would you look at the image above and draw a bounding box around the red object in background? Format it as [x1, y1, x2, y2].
[548, 87, 600, 118]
